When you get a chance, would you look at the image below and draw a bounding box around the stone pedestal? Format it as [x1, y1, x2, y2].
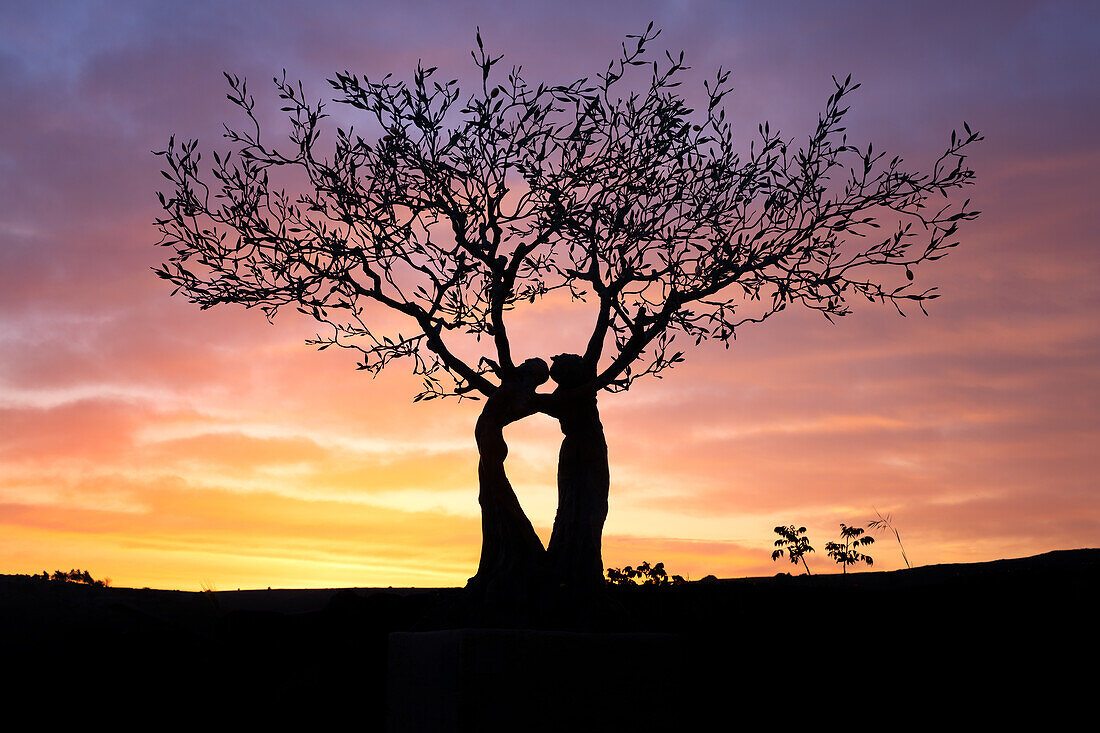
[387, 629, 682, 732]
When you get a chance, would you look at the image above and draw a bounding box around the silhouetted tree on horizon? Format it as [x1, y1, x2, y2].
[40, 569, 110, 587]
[772, 525, 814, 575]
[826, 524, 875, 574]
[154, 24, 979, 604]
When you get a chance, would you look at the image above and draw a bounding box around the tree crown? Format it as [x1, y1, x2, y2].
[155, 24, 981, 403]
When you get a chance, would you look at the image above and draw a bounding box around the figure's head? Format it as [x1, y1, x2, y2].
[515, 357, 550, 388]
[549, 353, 591, 387]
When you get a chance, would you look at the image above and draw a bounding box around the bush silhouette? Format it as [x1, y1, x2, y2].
[40, 569, 110, 587]
[606, 561, 686, 587]
[771, 525, 815, 575]
[825, 524, 874, 574]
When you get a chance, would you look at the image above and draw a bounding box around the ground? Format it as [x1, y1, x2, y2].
[3, 549, 1094, 725]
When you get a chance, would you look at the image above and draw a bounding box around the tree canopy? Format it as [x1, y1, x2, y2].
[154, 24, 981, 402]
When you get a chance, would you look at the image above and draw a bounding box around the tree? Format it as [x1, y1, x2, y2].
[825, 524, 875, 574]
[153, 25, 980, 601]
[44, 568, 108, 586]
[771, 525, 814, 575]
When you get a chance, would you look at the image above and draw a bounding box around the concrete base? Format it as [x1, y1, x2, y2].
[387, 629, 682, 732]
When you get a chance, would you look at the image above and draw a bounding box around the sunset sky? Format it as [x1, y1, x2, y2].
[1, 0, 1097, 590]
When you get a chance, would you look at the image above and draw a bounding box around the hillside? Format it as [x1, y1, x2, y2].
[4, 549, 1095, 723]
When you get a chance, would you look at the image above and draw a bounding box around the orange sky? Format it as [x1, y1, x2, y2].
[1, 1, 1097, 589]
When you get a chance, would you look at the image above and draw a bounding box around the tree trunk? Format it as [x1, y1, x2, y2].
[464, 354, 613, 612]
[546, 387, 609, 591]
[466, 405, 546, 599]
[465, 360, 549, 605]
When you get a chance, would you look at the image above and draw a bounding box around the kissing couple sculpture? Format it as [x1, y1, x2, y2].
[466, 351, 610, 614]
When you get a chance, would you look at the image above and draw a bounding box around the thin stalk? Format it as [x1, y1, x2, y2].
[892, 527, 911, 569]
[870, 508, 911, 569]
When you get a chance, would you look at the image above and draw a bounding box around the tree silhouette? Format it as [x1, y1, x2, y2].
[154, 25, 979, 600]
[43, 568, 109, 587]
[825, 524, 875, 574]
[772, 525, 814, 575]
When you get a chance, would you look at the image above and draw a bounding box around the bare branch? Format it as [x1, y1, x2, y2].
[154, 28, 980, 401]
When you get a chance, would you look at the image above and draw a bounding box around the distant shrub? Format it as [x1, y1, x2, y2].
[40, 569, 110, 587]
[825, 524, 875, 574]
[606, 561, 686, 587]
[771, 525, 815, 575]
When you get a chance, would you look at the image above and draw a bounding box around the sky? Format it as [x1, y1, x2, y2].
[1, 0, 1097, 590]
